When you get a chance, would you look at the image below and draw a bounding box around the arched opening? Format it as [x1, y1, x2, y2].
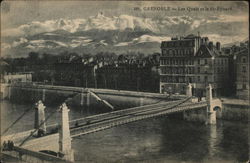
[213, 106, 222, 118]
[213, 106, 221, 111]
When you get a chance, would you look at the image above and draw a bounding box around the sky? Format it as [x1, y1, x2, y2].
[1, 1, 249, 56]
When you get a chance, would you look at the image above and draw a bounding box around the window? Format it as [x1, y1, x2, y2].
[198, 67, 200, 73]
[198, 59, 200, 65]
[205, 59, 207, 64]
[189, 77, 192, 83]
[169, 50, 173, 55]
[197, 76, 200, 82]
[205, 76, 208, 82]
[243, 84, 246, 89]
[242, 66, 246, 73]
[242, 57, 246, 63]
[162, 50, 166, 55]
[175, 77, 178, 83]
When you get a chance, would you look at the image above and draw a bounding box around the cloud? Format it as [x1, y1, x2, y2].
[2, 14, 208, 38]
[205, 34, 246, 45]
[12, 38, 28, 47]
[207, 15, 248, 23]
[2, 18, 86, 37]
[70, 37, 93, 47]
[2, 43, 11, 50]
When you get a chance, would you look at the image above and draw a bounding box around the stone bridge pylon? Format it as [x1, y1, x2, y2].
[34, 100, 46, 136]
[184, 83, 222, 124]
[206, 84, 222, 125]
[58, 103, 74, 162]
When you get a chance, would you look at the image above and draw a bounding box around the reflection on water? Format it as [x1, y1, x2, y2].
[1, 100, 249, 162]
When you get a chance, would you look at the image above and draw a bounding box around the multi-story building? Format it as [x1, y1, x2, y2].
[160, 34, 229, 97]
[235, 48, 249, 99]
[96, 54, 160, 92]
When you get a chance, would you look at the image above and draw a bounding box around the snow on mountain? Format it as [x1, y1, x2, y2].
[133, 35, 171, 43]
[3, 13, 196, 38]
[114, 35, 171, 46]
[5, 13, 244, 57]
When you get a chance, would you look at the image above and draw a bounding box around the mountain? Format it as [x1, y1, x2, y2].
[3, 29, 165, 57]
[2, 14, 172, 57]
[2, 13, 246, 57]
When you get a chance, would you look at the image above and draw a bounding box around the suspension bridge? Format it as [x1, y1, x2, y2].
[1, 84, 222, 163]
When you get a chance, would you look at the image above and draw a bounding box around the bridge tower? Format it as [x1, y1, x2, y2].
[206, 84, 216, 124]
[42, 89, 46, 102]
[186, 83, 192, 97]
[34, 100, 46, 134]
[58, 103, 74, 162]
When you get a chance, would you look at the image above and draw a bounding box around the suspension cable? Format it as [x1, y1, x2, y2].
[1, 106, 33, 136]
[19, 109, 59, 147]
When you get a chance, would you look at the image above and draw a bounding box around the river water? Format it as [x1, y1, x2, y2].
[1, 100, 249, 162]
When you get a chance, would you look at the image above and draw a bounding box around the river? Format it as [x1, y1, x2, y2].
[1, 100, 249, 162]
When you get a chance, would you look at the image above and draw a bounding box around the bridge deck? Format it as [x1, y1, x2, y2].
[3, 98, 208, 149]
[70, 99, 207, 137]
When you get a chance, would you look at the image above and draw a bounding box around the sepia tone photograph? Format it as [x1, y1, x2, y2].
[0, 0, 249, 162]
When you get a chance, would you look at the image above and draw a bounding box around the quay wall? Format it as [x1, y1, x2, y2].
[183, 99, 249, 122]
[1, 84, 185, 109]
[220, 99, 249, 121]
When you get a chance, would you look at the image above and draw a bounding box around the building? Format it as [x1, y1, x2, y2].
[96, 54, 160, 92]
[54, 62, 97, 88]
[160, 34, 229, 97]
[235, 48, 249, 99]
[2, 72, 33, 83]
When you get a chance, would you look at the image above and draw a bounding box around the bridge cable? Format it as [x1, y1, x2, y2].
[152, 94, 172, 104]
[110, 96, 191, 118]
[128, 96, 193, 117]
[18, 109, 59, 147]
[1, 106, 33, 136]
[70, 97, 194, 137]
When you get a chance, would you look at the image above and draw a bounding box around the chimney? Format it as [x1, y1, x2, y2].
[204, 37, 209, 45]
[208, 41, 213, 50]
[216, 42, 221, 51]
